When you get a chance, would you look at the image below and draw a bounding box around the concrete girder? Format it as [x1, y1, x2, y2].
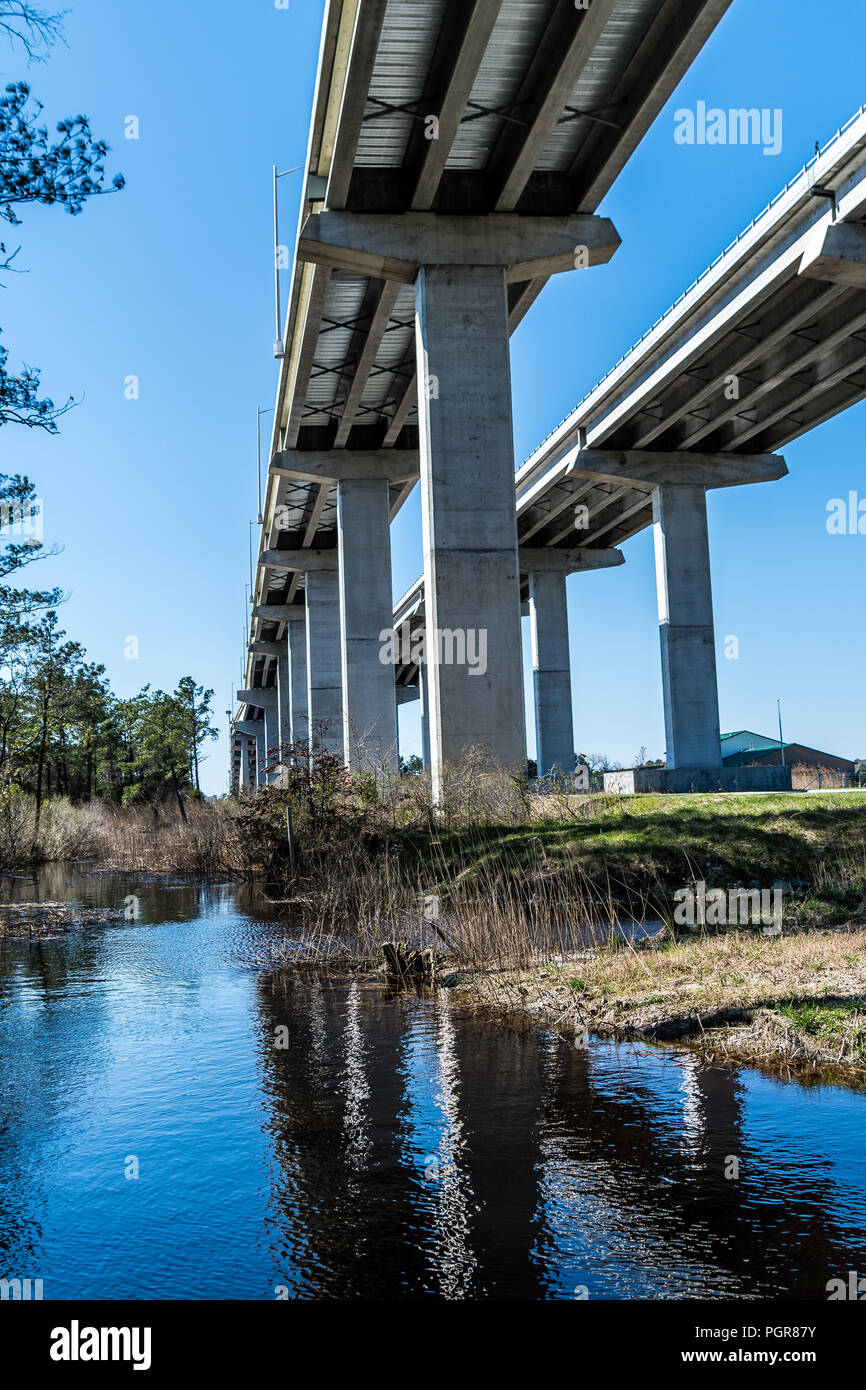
[799, 221, 866, 290]
[333, 280, 402, 448]
[301, 486, 330, 549]
[253, 604, 304, 623]
[285, 266, 332, 448]
[576, 0, 737, 214]
[491, 0, 619, 213]
[261, 548, 338, 573]
[325, 0, 388, 210]
[237, 688, 277, 708]
[380, 278, 545, 450]
[630, 284, 845, 450]
[271, 450, 420, 484]
[390, 480, 416, 521]
[519, 478, 596, 544]
[676, 301, 866, 450]
[297, 212, 621, 285]
[566, 449, 788, 491]
[234, 720, 262, 737]
[546, 482, 634, 547]
[408, 0, 505, 211]
[712, 337, 866, 452]
[581, 492, 652, 547]
[518, 545, 624, 574]
[383, 383, 418, 448]
[249, 640, 284, 657]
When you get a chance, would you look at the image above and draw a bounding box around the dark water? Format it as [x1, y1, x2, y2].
[1, 866, 865, 1301]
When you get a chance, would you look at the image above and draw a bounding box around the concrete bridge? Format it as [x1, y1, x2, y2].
[232, 3, 866, 796]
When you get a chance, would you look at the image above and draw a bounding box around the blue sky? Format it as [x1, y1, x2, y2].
[4, 0, 865, 793]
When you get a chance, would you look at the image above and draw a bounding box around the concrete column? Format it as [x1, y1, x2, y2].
[337, 477, 399, 774]
[255, 724, 266, 787]
[263, 700, 280, 783]
[287, 615, 308, 750]
[529, 570, 574, 776]
[276, 648, 290, 756]
[418, 660, 431, 773]
[652, 483, 721, 769]
[415, 263, 525, 797]
[239, 735, 250, 792]
[305, 570, 343, 755]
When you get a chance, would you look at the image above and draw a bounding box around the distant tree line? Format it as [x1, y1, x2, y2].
[0, 610, 218, 822]
[0, 7, 217, 821]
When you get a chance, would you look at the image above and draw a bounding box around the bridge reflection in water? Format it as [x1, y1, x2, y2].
[1, 870, 863, 1302]
[256, 973, 866, 1300]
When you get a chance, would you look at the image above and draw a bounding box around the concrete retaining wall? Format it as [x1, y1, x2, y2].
[604, 766, 794, 795]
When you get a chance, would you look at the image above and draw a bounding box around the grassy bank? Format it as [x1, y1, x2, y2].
[445, 927, 866, 1084]
[399, 790, 866, 931]
[3, 782, 865, 1079]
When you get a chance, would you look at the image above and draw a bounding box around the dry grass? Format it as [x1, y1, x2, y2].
[0, 794, 249, 875]
[451, 927, 866, 1073]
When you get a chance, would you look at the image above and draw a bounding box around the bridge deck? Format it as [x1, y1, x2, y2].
[516, 104, 866, 551]
[244, 0, 734, 703]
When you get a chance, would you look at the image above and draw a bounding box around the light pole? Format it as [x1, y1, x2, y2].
[273, 164, 303, 357]
[777, 699, 786, 767]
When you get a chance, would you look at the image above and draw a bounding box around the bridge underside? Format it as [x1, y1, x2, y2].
[235, 1, 866, 795]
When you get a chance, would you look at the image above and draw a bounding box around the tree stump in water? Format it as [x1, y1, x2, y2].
[381, 940, 437, 980]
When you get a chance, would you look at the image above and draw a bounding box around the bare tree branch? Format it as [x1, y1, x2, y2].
[0, 3, 66, 62]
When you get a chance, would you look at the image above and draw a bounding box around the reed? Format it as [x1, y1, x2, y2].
[0, 792, 248, 875]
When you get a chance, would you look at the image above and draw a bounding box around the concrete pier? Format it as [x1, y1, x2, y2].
[415, 263, 525, 794]
[652, 483, 721, 770]
[239, 735, 250, 793]
[305, 569, 343, 756]
[255, 724, 266, 787]
[276, 647, 290, 764]
[337, 476, 399, 773]
[419, 660, 431, 773]
[263, 701, 280, 783]
[528, 571, 574, 776]
[287, 614, 308, 749]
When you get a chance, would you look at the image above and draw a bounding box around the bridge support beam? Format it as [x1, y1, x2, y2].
[255, 724, 266, 788]
[652, 483, 721, 770]
[238, 736, 250, 795]
[287, 614, 308, 751]
[337, 477, 399, 775]
[263, 701, 280, 783]
[416, 262, 526, 793]
[419, 661, 431, 773]
[305, 569, 343, 757]
[521, 546, 622, 777]
[276, 645, 290, 774]
[528, 571, 574, 777]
